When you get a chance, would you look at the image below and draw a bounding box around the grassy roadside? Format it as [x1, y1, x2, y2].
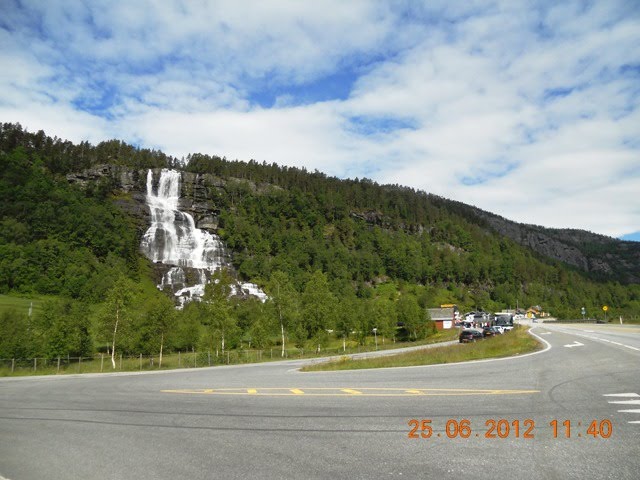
[301, 326, 542, 371]
[0, 329, 460, 377]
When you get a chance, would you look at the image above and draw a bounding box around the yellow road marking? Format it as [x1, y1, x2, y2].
[341, 389, 362, 395]
[161, 387, 540, 397]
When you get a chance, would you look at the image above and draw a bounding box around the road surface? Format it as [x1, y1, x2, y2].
[1, 323, 638, 479]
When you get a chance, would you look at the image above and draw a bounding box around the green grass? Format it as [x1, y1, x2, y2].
[301, 326, 542, 371]
[0, 294, 58, 317]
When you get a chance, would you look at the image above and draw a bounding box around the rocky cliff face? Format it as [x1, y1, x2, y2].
[67, 165, 230, 235]
[466, 207, 639, 283]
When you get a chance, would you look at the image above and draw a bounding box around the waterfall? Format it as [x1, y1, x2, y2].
[140, 169, 266, 305]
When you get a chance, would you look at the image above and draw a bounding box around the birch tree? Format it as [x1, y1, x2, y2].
[266, 270, 299, 357]
[203, 269, 237, 354]
[97, 275, 137, 368]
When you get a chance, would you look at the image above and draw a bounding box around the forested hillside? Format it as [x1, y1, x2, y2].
[1, 123, 638, 363]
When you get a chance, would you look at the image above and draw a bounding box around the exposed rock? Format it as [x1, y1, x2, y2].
[467, 207, 640, 283]
[196, 214, 219, 231]
[66, 164, 112, 187]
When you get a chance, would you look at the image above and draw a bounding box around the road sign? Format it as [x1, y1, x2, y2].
[603, 305, 609, 312]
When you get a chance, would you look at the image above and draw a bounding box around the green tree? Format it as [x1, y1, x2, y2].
[202, 269, 238, 354]
[174, 302, 202, 351]
[0, 309, 30, 358]
[397, 294, 423, 340]
[38, 299, 93, 358]
[266, 270, 300, 357]
[301, 270, 337, 344]
[137, 293, 177, 367]
[372, 296, 397, 344]
[95, 275, 139, 368]
[335, 295, 358, 351]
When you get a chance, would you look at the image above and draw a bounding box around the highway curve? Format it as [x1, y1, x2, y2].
[1, 323, 639, 480]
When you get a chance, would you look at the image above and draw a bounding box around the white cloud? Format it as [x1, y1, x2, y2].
[0, 0, 638, 238]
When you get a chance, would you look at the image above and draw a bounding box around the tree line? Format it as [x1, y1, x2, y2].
[0, 269, 435, 362]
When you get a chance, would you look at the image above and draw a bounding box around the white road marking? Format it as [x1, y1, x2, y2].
[564, 341, 584, 348]
[552, 328, 640, 351]
[607, 400, 640, 405]
[604, 393, 640, 424]
[540, 332, 552, 335]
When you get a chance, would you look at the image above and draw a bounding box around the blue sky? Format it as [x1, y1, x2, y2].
[1, 0, 639, 240]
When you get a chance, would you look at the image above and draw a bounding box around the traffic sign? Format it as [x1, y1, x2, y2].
[602, 305, 608, 312]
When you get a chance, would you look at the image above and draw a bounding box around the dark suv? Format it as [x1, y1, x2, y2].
[459, 329, 484, 343]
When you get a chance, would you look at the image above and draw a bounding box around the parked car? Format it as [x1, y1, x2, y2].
[459, 329, 484, 343]
[487, 326, 503, 335]
[482, 326, 496, 337]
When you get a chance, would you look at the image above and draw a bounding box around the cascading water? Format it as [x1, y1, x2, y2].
[140, 168, 266, 305]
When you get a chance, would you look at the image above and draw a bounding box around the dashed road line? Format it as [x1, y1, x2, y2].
[161, 387, 540, 397]
[340, 388, 363, 395]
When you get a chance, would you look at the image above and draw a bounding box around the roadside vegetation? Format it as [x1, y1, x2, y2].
[301, 326, 542, 371]
[0, 328, 459, 377]
[1, 123, 638, 376]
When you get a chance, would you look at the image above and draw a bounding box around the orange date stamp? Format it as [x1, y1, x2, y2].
[408, 419, 612, 439]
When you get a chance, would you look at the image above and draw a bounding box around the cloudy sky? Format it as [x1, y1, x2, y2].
[1, 0, 639, 240]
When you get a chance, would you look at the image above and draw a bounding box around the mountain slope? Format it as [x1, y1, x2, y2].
[428, 198, 640, 284]
[1, 122, 638, 322]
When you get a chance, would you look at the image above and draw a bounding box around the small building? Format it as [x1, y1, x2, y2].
[428, 307, 455, 330]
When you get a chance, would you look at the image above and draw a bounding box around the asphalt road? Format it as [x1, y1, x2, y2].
[1, 323, 639, 480]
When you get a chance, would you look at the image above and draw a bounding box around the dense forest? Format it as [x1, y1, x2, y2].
[1, 122, 638, 363]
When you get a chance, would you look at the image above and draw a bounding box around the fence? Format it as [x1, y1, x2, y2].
[0, 342, 398, 376]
